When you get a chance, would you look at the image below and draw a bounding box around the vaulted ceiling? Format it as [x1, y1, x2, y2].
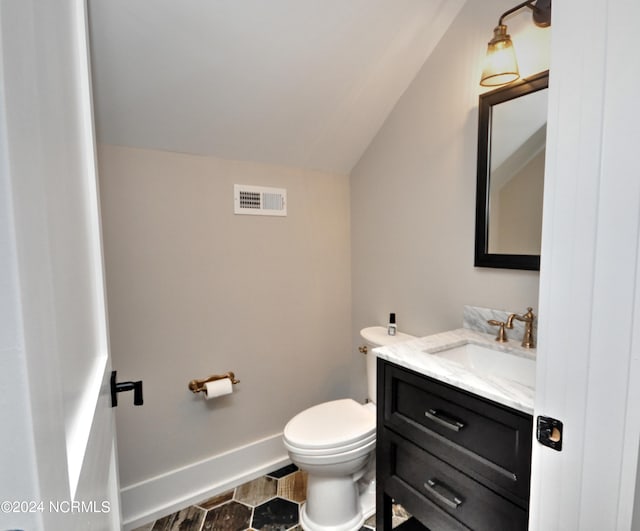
[87, 0, 465, 175]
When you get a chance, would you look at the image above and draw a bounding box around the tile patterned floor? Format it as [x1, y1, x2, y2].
[132, 463, 409, 531]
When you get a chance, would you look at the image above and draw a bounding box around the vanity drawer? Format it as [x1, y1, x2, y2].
[380, 360, 532, 504]
[384, 429, 528, 531]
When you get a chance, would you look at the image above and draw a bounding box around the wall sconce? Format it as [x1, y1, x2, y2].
[480, 0, 551, 87]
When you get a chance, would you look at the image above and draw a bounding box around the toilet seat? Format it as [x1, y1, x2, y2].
[283, 399, 375, 456]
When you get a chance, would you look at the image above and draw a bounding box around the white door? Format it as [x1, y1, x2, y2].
[530, 0, 640, 529]
[0, 1, 122, 530]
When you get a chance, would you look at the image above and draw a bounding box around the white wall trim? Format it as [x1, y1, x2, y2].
[121, 432, 289, 530]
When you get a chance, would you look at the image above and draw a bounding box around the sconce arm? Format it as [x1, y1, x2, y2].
[498, 0, 551, 27]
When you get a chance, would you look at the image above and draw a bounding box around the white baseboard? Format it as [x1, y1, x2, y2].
[121, 432, 289, 530]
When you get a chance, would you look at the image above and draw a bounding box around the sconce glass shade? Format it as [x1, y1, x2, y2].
[480, 25, 520, 87]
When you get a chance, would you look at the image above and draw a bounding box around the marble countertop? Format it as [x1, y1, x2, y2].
[374, 328, 536, 414]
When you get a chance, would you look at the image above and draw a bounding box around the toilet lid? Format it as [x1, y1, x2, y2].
[283, 398, 375, 450]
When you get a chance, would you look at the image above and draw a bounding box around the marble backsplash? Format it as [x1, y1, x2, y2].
[463, 305, 538, 346]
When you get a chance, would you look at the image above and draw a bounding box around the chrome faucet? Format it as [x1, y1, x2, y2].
[506, 307, 536, 348]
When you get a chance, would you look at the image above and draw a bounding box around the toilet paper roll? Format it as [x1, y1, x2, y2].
[204, 378, 233, 400]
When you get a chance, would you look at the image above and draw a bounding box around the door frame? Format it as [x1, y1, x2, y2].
[531, 0, 640, 528]
[0, 1, 122, 529]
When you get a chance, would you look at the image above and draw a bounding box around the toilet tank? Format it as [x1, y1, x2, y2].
[360, 326, 416, 404]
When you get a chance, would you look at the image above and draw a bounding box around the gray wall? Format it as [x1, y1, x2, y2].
[98, 0, 551, 493]
[98, 144, 353, 487]
[349, 0, 548, 392]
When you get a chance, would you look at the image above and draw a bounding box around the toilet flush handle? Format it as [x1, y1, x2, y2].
[358, 345, 368, 355]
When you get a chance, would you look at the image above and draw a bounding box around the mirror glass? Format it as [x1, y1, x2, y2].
[475, 71, 549, 271]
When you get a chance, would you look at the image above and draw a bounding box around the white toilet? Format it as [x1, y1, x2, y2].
[283, 326, 415, 531]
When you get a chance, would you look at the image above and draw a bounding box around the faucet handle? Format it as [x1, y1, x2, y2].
[487, 319, 509, 342]
[522, 308, 535, 348]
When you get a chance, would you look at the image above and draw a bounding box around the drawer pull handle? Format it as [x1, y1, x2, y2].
[424, 479, 464, 510]
[425, 408, 465, 432]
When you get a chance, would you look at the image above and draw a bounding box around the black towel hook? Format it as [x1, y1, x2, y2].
[110, 370, 143, 407]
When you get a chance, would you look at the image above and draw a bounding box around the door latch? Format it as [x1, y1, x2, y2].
[111, 370, 143, 407]
[537, 415, 563, 451]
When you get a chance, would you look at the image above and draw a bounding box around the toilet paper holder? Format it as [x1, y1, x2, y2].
[188, 371, 240, 394]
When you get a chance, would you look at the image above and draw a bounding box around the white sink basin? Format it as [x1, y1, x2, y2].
[427, 343, 536, 389]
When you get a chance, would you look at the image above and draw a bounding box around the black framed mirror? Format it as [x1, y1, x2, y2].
[475, 70, 549, 271]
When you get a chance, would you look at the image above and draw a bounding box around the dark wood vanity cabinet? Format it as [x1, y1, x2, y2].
[376, 359, 533, 531]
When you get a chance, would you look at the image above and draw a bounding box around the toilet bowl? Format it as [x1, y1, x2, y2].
[283, 326, 415, 531]
[284, 399, 376, 531]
